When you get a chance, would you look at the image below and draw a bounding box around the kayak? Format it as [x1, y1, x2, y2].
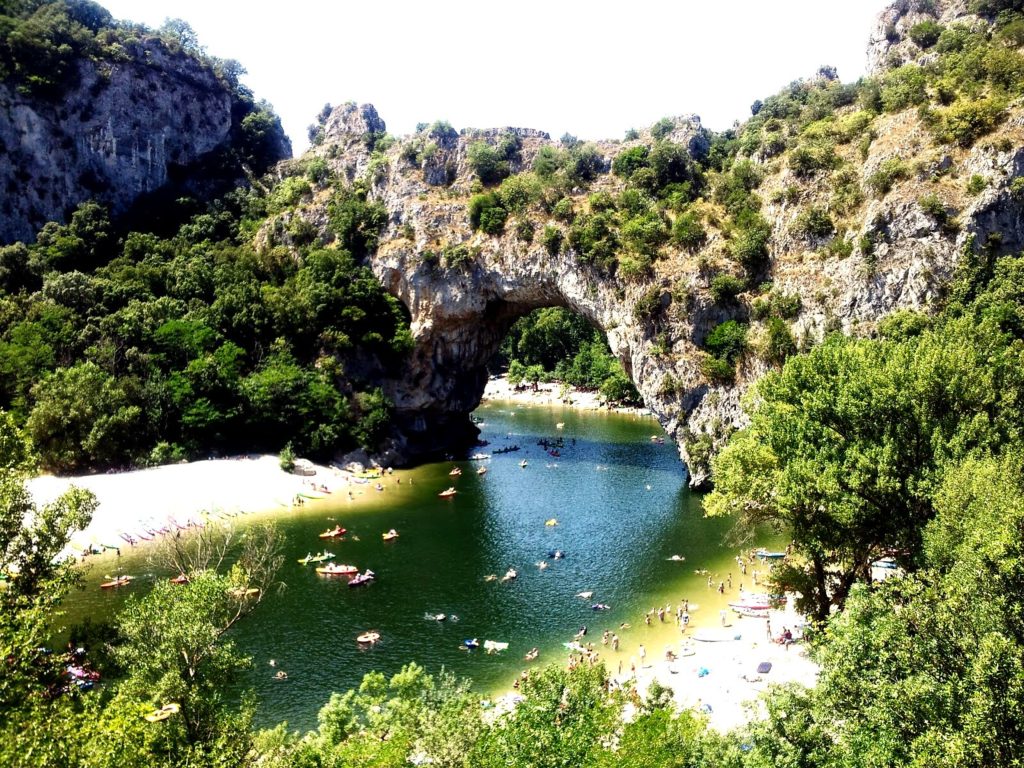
[100, 575, 133, 589]
[316, 563, 358, 576]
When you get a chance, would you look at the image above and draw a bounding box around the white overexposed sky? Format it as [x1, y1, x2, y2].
[97, 1, 893, 156]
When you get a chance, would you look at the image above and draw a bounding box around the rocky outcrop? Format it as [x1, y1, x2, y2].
[0, 38, 291, 244]
[866, 0, 975, 75]
[265, 93, 1024, 486]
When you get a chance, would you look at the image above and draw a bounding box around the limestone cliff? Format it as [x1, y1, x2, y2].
[0, 31, 291, 244]
[261, 0, 1024, 485]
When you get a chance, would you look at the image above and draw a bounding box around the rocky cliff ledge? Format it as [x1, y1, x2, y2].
[264, 0, 1024, 485]
[0, 35, 291, 244]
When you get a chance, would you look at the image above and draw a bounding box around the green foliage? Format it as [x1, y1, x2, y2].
[788, 140, 838, 177]
[542, 225, 563, 256]
[650, 117, 674, 140]
[929, 97, 1006, 147]
[709, 273, 746, 303]
[909, 19, 943, 48]
[468, 192, 508, 235]
[763, 316, 796, 366]
[793, 206, 834, 240]
[728, 211, 773, 273]
[880, 64, 929, 111]
[568, 211, 619, 273]
[706, 254, 1024, 622]
[672, 210, 707, 251]
[704, 319, 748, 365]
[866, 158, 909, 196]
[467, 136, 517, 186]
[279, 441, 295, 472]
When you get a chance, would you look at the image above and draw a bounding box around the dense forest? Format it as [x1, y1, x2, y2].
[3, 0, 1024, 766]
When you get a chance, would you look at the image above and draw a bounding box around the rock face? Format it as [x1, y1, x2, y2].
[272, 90, 1024, 486]
[265, 0, 1024, 485]
[0, 38, 291, 244]
[866, 0, 974, 74]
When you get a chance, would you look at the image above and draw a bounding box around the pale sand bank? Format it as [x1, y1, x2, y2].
[27, 455, 362, 557]
[481, 374, 648, 416]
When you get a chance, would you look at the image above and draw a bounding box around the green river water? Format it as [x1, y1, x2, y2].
[62, 401, 771, 731]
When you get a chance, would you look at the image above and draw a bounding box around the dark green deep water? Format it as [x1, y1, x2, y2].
[64, 402, 759, 732]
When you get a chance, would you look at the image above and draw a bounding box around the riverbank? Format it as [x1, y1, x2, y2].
[481, 374, 648, 416]
[27, 455, 392, 558]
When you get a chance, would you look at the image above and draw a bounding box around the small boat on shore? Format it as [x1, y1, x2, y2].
[755, 549, 786, 560]
[729, 603, 770, 618]
[144, 702, 180, 723]
[438, 487, 457, 498]
[316, 562, 358, 576]
[349, 569, 375, 587]
[318, 525, 347, 539]
[693, 627, 740, 643]
[100, 575, 133, 589]
[382, 529, 399, 541]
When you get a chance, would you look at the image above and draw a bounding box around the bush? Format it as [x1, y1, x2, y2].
[789, 141, 838, 177]
[866, 158, 908, 196]
[515, 219, 535, 243]
[672, 211, 707, 251]
[919, 193, 948, 222]
[909, 20, 943, 48]
[764, 317, 796, 365]
[467, 142, 509, 185]
[621, 210, 669, 254]
[563, 143, 605, 186]
[729, 212, 772, 272]
[612, 145, 650, 178]
[880, 65, 929, 112]
[704, 320, 748, 363]
[794, 206, 835, 240]
[279, 442, 295, 472]
[468, 193, 507, 235]
[542, 225, 563, 256]
[497, 173, 542, 213]
[701, 354, 735, 384]
[929, 98, 1006, 147]
[552, 198, 575, 222]
[966, 174, 987, 194]
[651, 118, 674, 140]
[709, 274, 746, 303]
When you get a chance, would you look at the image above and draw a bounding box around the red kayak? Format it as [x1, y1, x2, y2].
[318, 525, 347, 539]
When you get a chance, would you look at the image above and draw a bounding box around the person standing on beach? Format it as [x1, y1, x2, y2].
[612, 634, 620, 651]
[638, 644, 646, 667]
[766, 618, 772, 641]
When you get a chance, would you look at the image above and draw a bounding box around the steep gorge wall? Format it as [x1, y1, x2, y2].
[274, 93, 1024, 485]
[0, 38, 290, 244]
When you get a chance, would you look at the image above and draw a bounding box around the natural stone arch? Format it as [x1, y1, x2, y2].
[290, 102, 1024, 486]
[369, 241, 701, 475]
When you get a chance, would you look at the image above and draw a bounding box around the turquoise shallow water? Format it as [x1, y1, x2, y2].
[60, 402, 764, 731]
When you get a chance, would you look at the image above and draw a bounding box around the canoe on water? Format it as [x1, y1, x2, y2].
[98, 577, 132, 589]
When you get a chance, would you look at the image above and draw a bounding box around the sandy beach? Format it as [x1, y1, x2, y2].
[27, 454, 373, 558]
[481, 374, 648, 415]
